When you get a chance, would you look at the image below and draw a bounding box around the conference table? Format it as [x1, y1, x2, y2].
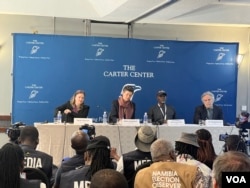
[35, 123, 239, 166]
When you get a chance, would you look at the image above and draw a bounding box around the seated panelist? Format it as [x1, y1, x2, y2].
[148, 90, 176, 125]
[193, 91, 224, 124]
[109, 85, 136, 124]
[55, 90, 90, 123]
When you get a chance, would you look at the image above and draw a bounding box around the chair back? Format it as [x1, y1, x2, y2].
[23, 167, 50, 188]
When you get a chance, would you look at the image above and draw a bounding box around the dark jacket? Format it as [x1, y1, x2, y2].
[122, 150, 152, 188]
[54, 154, 84, 188]
[148, 104, 176, 125]
[21, 145, 53, 181]
[55, 101, 90, 123]
[193, 104, 224, 124]
[109, 100, 136, 124]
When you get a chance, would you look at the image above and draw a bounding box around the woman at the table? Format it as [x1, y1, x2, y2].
[54, 90, 90, 123]
[109, 85, 136, 124]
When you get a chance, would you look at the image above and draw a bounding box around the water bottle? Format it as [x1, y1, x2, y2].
[143, 112, 148, 124]
[103, 111, 108, 124]
[57, 111, 62, 123]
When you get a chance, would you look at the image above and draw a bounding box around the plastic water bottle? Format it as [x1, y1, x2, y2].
[143, 112, 148, 124]
[57, 111, 62, 123]
[103, 111, 108, 124]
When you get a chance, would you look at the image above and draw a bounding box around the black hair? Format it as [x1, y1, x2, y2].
[19, 126, 39, 143]
[123, 86, 134, 93]
[0, 143, 24, 188]
[175, 141, 198, 159]
[87, 147, 114, 179]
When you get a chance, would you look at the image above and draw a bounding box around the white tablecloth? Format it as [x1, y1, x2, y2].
[35, 123, 239, 166]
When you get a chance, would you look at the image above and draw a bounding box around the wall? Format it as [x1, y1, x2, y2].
[1, 14, 250, 121]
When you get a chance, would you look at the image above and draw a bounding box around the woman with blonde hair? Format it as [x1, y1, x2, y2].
[55, 90, 90, 123]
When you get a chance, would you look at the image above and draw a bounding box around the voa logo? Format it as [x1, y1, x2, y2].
[226, 176, 246, 184]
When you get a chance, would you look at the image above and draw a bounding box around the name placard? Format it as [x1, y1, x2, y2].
[205, 120, 224, 126]
[121, 119, 140, 126]
[167, 119, 185, 126]
[74, 118, 93, 125]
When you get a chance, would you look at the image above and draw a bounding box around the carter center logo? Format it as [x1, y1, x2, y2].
[29, 90, 39, 99]
[96, 48, 104, 56]
[216, 52, 225, 61]
[30, 46, 40, 55]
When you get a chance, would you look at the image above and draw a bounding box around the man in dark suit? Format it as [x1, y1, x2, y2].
[193, 91, 224, 124]
[148, 90, 176, 125]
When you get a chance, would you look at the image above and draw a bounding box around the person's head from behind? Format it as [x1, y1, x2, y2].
[196, 128, 212, 142]
[85, 135, 114, 176]
[19, 126, 39, 149]
[156, 90, 167, 104]
[0, 143, 24, 188]
[134, 126, 157, 152]
[212, 151, 250, 188]
[121, 86, 134, 102]
[195, 129, 216, 167]
[90, 169, 128, 188]
[201, 91, 214, 108]
[70, 90, 85, 107]
[150, 138, 175, 162]
[71, 130, 89, 155]
[175, 132, 199, 159]
[224, 135, 246, 153]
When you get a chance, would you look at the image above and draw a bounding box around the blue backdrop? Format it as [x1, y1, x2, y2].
[12, 34, 238, 125]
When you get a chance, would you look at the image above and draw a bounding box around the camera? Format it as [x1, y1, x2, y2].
[79, 124, 96, 140]
[219, 133, 229, 141]
[6, 122, 26, 144]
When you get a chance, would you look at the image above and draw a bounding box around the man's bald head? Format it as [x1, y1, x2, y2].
[71, 130, 89, 154]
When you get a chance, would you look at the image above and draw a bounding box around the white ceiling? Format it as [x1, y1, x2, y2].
[1, 0, 250, 27]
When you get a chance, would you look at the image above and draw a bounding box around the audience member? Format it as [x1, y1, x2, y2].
[223, 134, 247, 153]
[116, 126, 157, 188]
[134, 138, 206, 188]
[55, 90, 90, 123]
[148, 90, 176, 125]
[175, 132, 212, 188]
[90, 169, 128, 188]
[235, 111, 250, 129]
[0, 143, 45, 188]
[60, 135, 114, 188]
[193, 91, 224, 124]
[109, 85, 136, 124]
[53, 130, 89, 188]
[212, 151, 250, 188]
[195, 129, 217, 169]
[19, 126, 53, 186]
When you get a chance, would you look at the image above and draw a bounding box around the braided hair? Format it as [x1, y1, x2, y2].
[87, 147, 114, 179]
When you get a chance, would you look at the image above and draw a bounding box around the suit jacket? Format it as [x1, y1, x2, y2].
[55, 101, 90, 123]
[193, 104, 224, 124]
[109, 99, 136, 124]
[148, 104, 176, 125]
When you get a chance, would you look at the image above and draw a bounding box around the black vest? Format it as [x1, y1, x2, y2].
[60, 165, 91, 188]
[123, 149, 152, 188]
